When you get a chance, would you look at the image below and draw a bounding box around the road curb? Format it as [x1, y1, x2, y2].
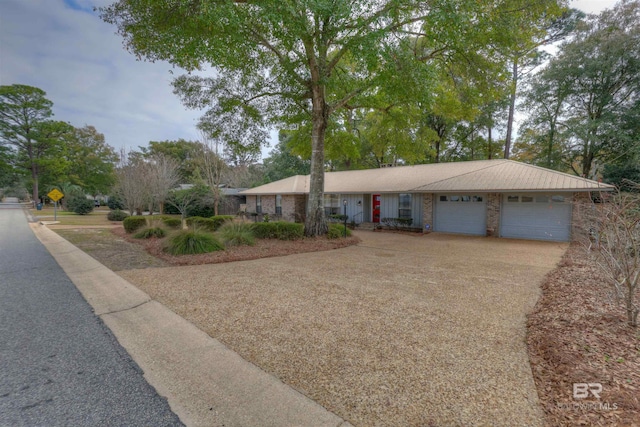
[30, 223, 352, 427]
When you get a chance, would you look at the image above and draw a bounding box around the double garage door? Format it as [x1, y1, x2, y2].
[434, 193, 572, 241]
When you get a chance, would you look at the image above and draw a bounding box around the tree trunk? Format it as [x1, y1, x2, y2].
[504, 60, 518, 159]
[31, 164, 39, 206]
[304, 86, 329, 237]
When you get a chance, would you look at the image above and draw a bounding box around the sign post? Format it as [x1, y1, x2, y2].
[47, 189, 64, 221]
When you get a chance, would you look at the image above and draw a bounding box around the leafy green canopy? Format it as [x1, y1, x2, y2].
[517, 0, 640, 177]
[101, 0, 567, 234]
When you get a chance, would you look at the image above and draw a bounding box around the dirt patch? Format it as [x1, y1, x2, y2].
[54, 228, 168, 271]
[527, 244, 640, 426]
[111, 226, 361, 266]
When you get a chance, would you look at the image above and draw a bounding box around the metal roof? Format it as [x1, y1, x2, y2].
[241, 159, 614, 195]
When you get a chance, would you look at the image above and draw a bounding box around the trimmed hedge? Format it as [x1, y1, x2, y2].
[251, 221, 304, 240]
[107, 209, 129, 221]
[186, 216, 217, 232]
[328, 223, 352, 239]
[159, 216, 181, 229]
[123, 216, 148, 233]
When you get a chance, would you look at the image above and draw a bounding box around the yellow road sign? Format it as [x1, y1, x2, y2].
[47, 189, 64, 202]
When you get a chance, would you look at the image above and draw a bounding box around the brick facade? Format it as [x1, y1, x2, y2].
[422, 193, 433, 233]
[486, 193, 501, 236]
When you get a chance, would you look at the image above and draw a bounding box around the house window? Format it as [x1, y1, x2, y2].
[399, 193, 412, 219]
[324, 194, 340, 215]
[256, 195, 262, 213]
[275, 195, 282, 215]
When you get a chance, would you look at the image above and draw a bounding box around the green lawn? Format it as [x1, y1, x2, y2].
[30, 206, 114, 226]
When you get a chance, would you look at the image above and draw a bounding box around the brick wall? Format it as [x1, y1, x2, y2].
[281, 195, 297, 222]
[261, 195, 276, 215]
[486, 193, 501, 236]
[246, 195, 257, 212]
[422, 193, 433, 233]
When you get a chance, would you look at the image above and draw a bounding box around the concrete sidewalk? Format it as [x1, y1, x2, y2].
[31, 222, 351, 427]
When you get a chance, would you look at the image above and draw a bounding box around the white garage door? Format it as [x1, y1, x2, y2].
[435, 194, 487, 235]
[501, 194, 572, 241]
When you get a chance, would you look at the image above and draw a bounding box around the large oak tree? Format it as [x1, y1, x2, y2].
[101, 0, 566, 235]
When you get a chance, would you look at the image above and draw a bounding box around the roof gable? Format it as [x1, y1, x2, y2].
[241, 160, 614, 195]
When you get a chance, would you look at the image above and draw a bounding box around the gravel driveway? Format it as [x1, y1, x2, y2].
[119, 231, 567, 426]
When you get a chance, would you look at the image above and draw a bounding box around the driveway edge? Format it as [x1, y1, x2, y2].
[30, 223, 351, 427]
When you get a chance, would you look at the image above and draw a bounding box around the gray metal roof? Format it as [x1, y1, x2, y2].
[241, 159, 614, 195]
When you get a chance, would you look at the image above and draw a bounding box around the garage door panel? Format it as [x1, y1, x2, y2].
[501, 194, 571, 241]
[435, 195, 486, 236]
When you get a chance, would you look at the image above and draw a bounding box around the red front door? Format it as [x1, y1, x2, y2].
[372, 194, 381, 223]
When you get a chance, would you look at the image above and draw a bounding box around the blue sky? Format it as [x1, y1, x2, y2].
[0, 0, 617, 159]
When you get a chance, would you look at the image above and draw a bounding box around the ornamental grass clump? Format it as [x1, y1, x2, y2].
[218, 222, 255, 246]
[133, 227, 166, 239]
[164, 230, 224, 255]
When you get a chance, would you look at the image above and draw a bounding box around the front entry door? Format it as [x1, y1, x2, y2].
[372, 194, 381, 223]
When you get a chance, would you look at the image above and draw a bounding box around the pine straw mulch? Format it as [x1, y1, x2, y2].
[111, 226, 361, 266]
[527, 243, 640, 427]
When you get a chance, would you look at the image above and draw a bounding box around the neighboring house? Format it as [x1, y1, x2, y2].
[176, 184, 247, 215]
[240, 159, 614, 242]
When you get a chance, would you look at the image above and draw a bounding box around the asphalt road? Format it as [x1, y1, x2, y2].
[0, 205, 183, 427]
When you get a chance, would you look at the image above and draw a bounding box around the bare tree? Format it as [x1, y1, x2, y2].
[146, 154, 181, 214]
[198, 132, 228, 216]
[115, 148, 148, 215]
[166, 187, 200, 229]
[582, 186, 640, 327]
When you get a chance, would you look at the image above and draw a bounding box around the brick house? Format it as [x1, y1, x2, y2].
[241, 159, 613, 241]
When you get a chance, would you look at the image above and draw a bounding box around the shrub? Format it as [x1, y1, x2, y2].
[211, 215, 235, 230]
[123, 216, 148, 233]
[328, 214, 348, 223]
[251, 221, 304, 240]
[186, 216, 217, 232]
[164, 185, 216, 217]
[159, 216, 181, 229]
[164, 230, 224, 255]
[381, 217, 413, 230]
[67, 196, 94, 215]
[328, 223, 352, 239]
[218, 222, 255, 246]
[133, 227, 166, 239]
[107, 209, 129, 221]
[107, 196, 125, 210]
